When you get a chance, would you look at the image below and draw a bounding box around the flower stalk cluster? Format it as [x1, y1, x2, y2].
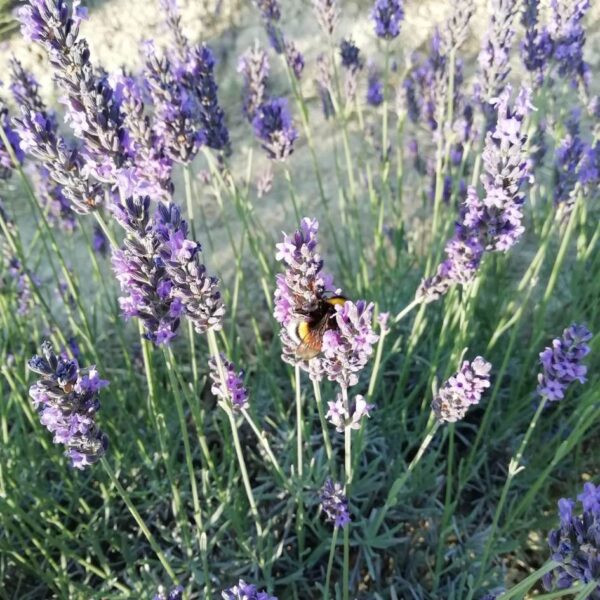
[209, 354, 250, 411]
[418, 86, 533, 302]
[432, 357, 492, 423]
[543, 483, 600, 595]
[320, 479, 351, 528]
[28, 341, 108, 469]
[537, 324, 592, 402]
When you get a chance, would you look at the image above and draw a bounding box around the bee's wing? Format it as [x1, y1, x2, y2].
[295, 315, 330, 360]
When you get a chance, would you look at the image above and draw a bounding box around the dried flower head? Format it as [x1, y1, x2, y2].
[537, 324, 592, 402]
[28, 340, 108, 469]
[432, 356, 492, 423]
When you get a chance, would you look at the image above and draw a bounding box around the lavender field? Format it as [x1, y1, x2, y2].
[0, 0, 599, 598]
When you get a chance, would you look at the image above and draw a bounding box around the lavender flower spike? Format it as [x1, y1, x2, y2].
[372, 0, 404, 39]
[111, 196, 182, 345]
[238, 43, 270, 121]
[274, 217, 337, 367]
[537, 324, 592, 402]
[326, 393, 374, 432]
[209, 354, 250, 411]
[477, 0, 519, 128]
[543, 483, 600, 594]
[320, 479, 351, 528]
[28, 341, 108, 469]
[155, 202, 225, 334]
[320, 300, 379, 388]
[222, 579, 278, 600]
[432, 356, 491, 422]
[252, 98, 298, 161]
[19, 0, 128, 181]
[313, 0, 340, 36]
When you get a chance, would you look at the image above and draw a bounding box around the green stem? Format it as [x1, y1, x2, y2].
[313, 379, 334, 473]
[372, 417, 440, 536]
[475, 396, 549, 592]
[324, 526, 339, 600]
[100, 458, 177, 582]
[342, 385, 352, 600]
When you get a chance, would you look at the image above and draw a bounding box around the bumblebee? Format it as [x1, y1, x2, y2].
[287, 295, 347, 360]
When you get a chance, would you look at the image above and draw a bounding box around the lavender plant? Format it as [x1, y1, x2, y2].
[1, 0, 599, 598]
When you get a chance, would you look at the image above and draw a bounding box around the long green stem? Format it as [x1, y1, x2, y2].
[324, 526, 339, 600]
[207, 330, 266, 571]
[474, 396, 549, 592]
[372, 417, 440, 536]
[342, 385, 352, 600]
[313, 379, 334, 472]
[101, 458, 177, 582]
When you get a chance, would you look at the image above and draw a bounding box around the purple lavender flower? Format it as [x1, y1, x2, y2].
[238, 43, 270, 121]
[319, 301, 379, 388]
[19, 0, 128, 182]
[285, 41, 305, 80]
[274, 217, 337, 366]
[371, 0, 404, 40]
[274, 217, 335, 329]
[185, 44, 230, 152]
[340, 38, 361, 70]
[208, 354, 249, 411]
[112, 196, 181, 345]
[155, 203, 225, 334]
[111, 71, 173, 199]
[432, 356, 492, 423]
[312, 0, 339, 36]
[520, 0, 553, 82]
[548, 0, 591, 90]
[366, 68, 384, 107]
[28, 341, 108, 469]
[252, 0, 281, 22]
[11, 59, 104, 214]
[477, 0, 519, 128]
[464, 87, 534, 251]
[418, 86, 534, 303]
[326, 393, 374, 432]
[543, 483, 600, 595]
[252, 98, 298, 161]
[144, 41, 206, 165]
[537, 324, 591, 402]
[553, 111, 586, 204]
[320, 479, 350, 528]
[222, 580, 278, 600]
[153, 585, 184, 600]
